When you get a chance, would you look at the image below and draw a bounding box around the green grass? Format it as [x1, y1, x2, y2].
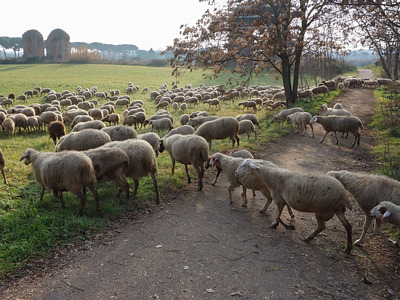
[0, 64, 335, 279]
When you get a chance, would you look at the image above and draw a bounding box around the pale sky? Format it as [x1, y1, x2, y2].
[2, 0, 213, 50]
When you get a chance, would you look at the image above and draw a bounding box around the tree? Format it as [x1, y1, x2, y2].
[167, 0, 333, 106]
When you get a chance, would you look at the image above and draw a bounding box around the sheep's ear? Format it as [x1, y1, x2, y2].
[248, 162, 259, 170]
[379, 206, 387, 214]
[383, 210, 391, 219]
[19, 152, 28, 161]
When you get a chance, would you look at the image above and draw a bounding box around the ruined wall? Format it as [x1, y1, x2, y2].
[46, 29, 71, 62]
[22, 29, 44, 59]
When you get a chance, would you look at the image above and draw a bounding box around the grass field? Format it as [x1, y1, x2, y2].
[0, 64, 334, 278]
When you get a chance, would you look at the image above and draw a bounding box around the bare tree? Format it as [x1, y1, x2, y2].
[167, 0, 335, 106]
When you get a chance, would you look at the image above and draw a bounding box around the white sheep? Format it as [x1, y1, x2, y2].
[55, 129, 111, 152]
[327, 170, 400, 247]
[159, 134, 209, 190]
[273, 107, 304, 126]
[238, 120, 257, 140]
[235, 114, 262, 130]
[319, 104, 351, 116]
[310, 115, 363, 147]
[71, 120, 106, 132]
[0, 148, 7, 184]
[285, 111, 314, 137]
[102, 139, 160, 203]
[371, 202, 400, 236]
[101, 125, 138, 141]
[20, 148, 100, 216]
[148, 118, 173, 132]
[163, 125, 195, 138]
[179, 114, 190, 125]
[195, 116, 239, 149]
[235, 160, 353, 253]
[138, 132, 161, 157]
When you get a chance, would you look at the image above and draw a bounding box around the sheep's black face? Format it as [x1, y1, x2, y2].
[159, 139, 165, 153]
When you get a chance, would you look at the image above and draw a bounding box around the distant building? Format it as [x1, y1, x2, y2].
[22, 29, 44, 59]
[46, 29, 71, 62]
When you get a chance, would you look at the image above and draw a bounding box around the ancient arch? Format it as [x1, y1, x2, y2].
[22, 29, 44, 59]
[46, 29, 70, 62]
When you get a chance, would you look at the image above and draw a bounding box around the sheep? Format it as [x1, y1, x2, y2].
[238, 120, 257, 140]
[62, 109, 88, 124]
[148, 118, 173, 133]
[235, 160, 353, 253]
[363, 80, 378, 89]
[273, 107, 304, 126]
[2, 118, 15, 137]
[267, 101, 286, 110]
[311, 85, 329, 96]
[187, 116, 219, 128]
[321, 80, 337, 91]
[179, 114, 190, 125]
[20, 148, 100, 216]
[55, 129, 111, 152]
[319, 104, 351, 116]
[84, 147, 130, 201]
[71, 115, 94, 128]
[204, 99, 221, 110]
[27, 116, 39, 131]
[285, 111, 314, 137]
[180, 103, 187, 112]
[159, 134, 209, 190]
[371, 201, 400, 233]
[236, 114, 262, 129]
[101, 113, 120, 126]
[47, 121, 66, 144]
[207, 153, 294, 216]
[138, 132, 161, 157]
[327, 170, 400, 247]
[163, 125, 195, 138]
[332, 102, 343, 109]
[71, 120, 106, 132]
[156, 101, 169, 110]
[238, 101, 257, 112]
[102, 139, 160, 203]
[171, 102, 179, 112]
[0, 148, 7, 184]
[10, 113, 29, 133]
[297, 89, 314, 99]
[101, 125, 138, 141]
[310, 115, 363, 147]
[115, 98, 130, 108]
[195, 116, 239, 149]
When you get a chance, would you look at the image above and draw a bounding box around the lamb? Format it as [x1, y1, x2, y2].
[179, 114, 190, 125]
[327, 170, 400, 247]
[235, 114, 262, 129]
[101, 125, 138, 141]
[235, 160, 353, 253]
[371, 201, 400, 232]
[285, 111, 314, 137]
[48, 121, 66, 144]
[102, 139, 160, 203]
[138, 132, 161, 157]
[84, 147, 130, 201]
[195, 116, 240, 148]
[2, 118, 15, 137]
[0, 148, 7, 184]
[71, 120, 106, 132]
[148, 118, 173, 133]
[310, 115, 363, 147]
[159, 134, 209, 190]
[319, 104, 351, 116]
[238, 101, 257, 112]
[238, 120, 257, 140]
[163, 125, 195, 138]
[55, 129, 111, 152]
[273, 107, 304, 126]
[101, 113, 120, 126]
[20, 148, 100, 216]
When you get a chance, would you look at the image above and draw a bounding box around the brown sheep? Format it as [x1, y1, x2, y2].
[48, 121, 66, 144]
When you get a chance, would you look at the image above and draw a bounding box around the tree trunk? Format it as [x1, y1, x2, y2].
[281, 55, 293, 107]
[394, 49, 399, 80]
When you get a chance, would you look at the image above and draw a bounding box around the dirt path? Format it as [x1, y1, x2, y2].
[2, 69, 400, 300]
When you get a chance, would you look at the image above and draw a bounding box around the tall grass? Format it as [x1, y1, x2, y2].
[0, 64, 333, 279]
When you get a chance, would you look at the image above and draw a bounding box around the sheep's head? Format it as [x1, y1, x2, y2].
[309, 116, 319, 125]
[235, 159, 259, 178]
[19, 148, 35, 165]
[371, 202, 391, 222]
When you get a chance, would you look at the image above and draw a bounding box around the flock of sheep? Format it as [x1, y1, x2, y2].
[0, 74, 399, 254]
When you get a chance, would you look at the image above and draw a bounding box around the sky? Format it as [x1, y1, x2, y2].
[1, 0, 213, 50]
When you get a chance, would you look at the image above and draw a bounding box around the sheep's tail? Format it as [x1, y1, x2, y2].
[342, 197, 353, 211]
[359, 120, 364, 130]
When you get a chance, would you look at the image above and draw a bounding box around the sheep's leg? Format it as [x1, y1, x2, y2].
[354, 215, 372, 246]
[335, 209, 353, 253]
[171, 159, 176, 174]
[270, 198, 286, 228]
[241, 186, 248, 207]
[286, 205, 295, 218]
[260, 197, 273, 214]
[309, 124, 314, 138]
[132, 179, 140, 198]
[319, 131, 329, 143]
[184, 164, 191, 183]
[333, 131, 339, 145]
[87, 184, 101, 216]
[372, 218, 398, 247]
[252, 189, 256, 197]
[2, 170, 7, 184]
[211, 166, 222, 185]
[228, 184, 236, 204]
[75, 190, 87, 216]
[305, 216, 326, 242]
[57, 191, 65, 209]
[235, 135, 240, 147]
[40, 186, 46, 201]
[150, 173, 160, 204]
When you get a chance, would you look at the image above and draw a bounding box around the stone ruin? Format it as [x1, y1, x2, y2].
[22, 29, 44, 59]
[22, 28, 71, 62]
[46, 29, 71, 62]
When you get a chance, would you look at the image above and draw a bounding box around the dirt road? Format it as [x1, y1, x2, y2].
[2, 69, 400, 299]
